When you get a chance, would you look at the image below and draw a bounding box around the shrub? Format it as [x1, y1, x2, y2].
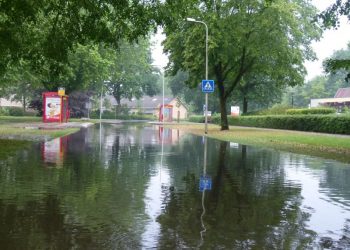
[224, 115, 350, 134]
[0, 108, 9, 116]
[89, 110, 155, 120]
[286, 108, 336, 115]
[7, 107, 24, 116]
[243, 104, 292, 116]
[188, 114, 220, 123]
[188, 115, 205, 123]
[191, 113, 350, 134]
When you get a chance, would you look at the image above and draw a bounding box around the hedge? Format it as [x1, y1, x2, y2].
[286, 108, 336, 115]
[90, 110, 156, 120]
[190, 114, 350, 135]
[0, 107, 37, 117]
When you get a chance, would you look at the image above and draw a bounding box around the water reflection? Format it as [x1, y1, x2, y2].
[198, 136, 209, 248]
[42, 136, 68, 167]
[0, 124, 349, 248]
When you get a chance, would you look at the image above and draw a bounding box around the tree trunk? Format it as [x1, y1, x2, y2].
[219, 95, 229, 130]
[218, 82, 229, 130]
[243, 96, 248, 114]
[22, 95, 26, 112]
[114, 92, 121, 106]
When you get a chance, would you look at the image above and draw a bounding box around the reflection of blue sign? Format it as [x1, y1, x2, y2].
[202, 80, 215, 93]
[199, 175, 212, 192]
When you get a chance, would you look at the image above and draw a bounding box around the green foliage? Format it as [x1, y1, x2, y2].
[0, 116, 41, 123]
[344, 106, 350, 114]
[318, 0, 350, 28]
[323, 43, 350, 83]
[163, 0, 321, 129]
[7, 107, 24, 116]
[209, 115, 350, 134]
[115, 104, 130, 116]
[168, 70, 220, 113]
[286, 108, 336, 115]
[89, 110, 155, 121]
[0, 107, 37, 117]
[188, 115, 205, 123]
[245, 104, 292, 116]
[0, 0, 160, 77]
[0, 108, 9, 116]
[103, 39, 161, 105]
[283, 53, 350, 107]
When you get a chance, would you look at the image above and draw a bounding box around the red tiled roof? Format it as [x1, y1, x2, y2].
[334, 87, 350, 98]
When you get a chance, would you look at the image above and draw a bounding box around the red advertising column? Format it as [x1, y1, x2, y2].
[43, 92, 69, 123]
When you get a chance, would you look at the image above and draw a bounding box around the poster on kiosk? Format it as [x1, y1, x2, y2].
[43, 89, 69, 123]
[46, 97, 61, 120]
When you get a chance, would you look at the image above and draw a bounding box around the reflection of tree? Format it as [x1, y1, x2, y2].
[0, 124, 160, 248]
[320, 164, 350, 204]
[157, 138, 315, 249]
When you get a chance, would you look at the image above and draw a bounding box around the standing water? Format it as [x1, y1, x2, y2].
[0, 123, 349, 249]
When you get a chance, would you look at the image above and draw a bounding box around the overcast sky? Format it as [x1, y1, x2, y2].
[151, 0, 350, 81]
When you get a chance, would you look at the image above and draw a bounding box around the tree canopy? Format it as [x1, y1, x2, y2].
[163, 0, 321, 129]
[323, 43, 350, 82]
[318, 1, 350, 83]
[103, 39, 160, 106]
[0, 0, 161, 77]
[319, 0, 350, 28]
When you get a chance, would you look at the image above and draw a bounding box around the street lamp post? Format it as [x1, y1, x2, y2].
[186, 17, 209, 134]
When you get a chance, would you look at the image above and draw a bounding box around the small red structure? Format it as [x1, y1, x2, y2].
[159, 104, 173, 122]
[42, 92, 69, 123]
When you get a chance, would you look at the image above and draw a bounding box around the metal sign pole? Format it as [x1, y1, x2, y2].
[204, 22, 208, 134]
[186, 18, 209, 134]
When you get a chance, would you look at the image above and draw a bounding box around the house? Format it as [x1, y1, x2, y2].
[310, 87, 350, 110]
[0, 96, 22, 108]
[119, 95, 189, 120]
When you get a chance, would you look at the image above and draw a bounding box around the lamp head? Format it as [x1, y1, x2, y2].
[186, 17, 196, 22]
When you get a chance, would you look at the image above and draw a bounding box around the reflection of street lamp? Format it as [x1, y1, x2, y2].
[186, 17, 209, 134]
[198, 136, 208, 248]
[100, 80, 111, 122]
[153, 65, 165, 123]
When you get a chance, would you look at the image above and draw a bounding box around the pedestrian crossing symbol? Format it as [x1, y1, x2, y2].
[202, 80, 215, 93]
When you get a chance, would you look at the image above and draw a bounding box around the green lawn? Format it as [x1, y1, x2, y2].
[0, 116, 41, 123]
[166, 123, 350, 163]
[0, 116, 80, 141]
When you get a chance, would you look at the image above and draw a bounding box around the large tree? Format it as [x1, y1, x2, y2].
[103, 39, 160, 106]
[235, 74, 284, 114]
[0, 60, 41, 112]
[162, 0, 321, 130]
[319, 1, 350, 79]
[0, 0, 160, 78]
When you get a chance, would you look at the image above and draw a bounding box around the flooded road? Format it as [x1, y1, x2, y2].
[0, 123, 349, 249]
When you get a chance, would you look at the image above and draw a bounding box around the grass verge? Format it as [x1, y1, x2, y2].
[0, 116, 81, 160]
[165, 123, 350, 163]
[0, 125, 80, 141]
[0, 116, 80, 141]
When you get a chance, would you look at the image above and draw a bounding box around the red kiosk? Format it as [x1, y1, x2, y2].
[159, 104, 173, 122]
[42, 88, 69, 123]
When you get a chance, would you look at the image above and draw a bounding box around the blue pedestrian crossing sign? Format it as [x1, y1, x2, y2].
[199, 175, 212, 192]
[202, 80, 215, 93]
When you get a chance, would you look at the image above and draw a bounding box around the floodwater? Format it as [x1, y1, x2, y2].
[0, 123, 350, 249]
